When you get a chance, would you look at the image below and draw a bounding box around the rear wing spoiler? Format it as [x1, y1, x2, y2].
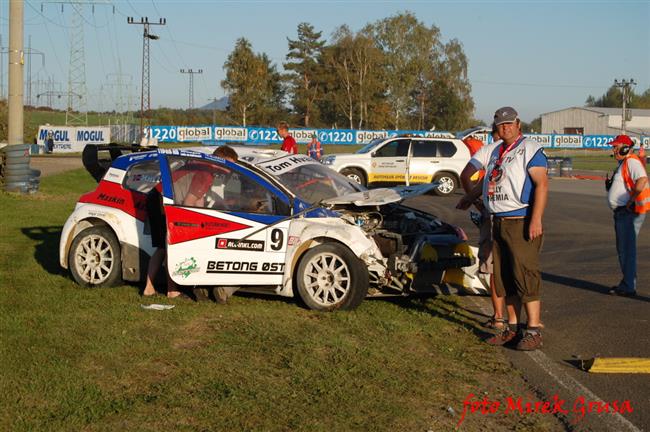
[82, 143, 156, 182]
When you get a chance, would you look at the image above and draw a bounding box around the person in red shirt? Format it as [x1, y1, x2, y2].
[277, 121, 298, 154]
[463, 136, 484, 156]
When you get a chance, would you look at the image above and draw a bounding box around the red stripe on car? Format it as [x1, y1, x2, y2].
[78, 181, 148, 221]
[165, 206, 252, 245]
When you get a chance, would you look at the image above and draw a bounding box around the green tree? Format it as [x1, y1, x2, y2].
[368, 12, 441, 129]
[631, 88, 650, 108]
[221, 38, 282, 126]
[426, 39, 474, 130]
[285, 23, 325, 127]
[320, 26, 386, 129]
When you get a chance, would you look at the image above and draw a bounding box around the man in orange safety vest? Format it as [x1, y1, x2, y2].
[606, 134, 649, 297]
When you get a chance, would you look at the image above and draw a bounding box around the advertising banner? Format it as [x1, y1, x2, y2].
[37, 126, 111, 153]
[143, 124, 648, 151]
[583, 135, 615, 149]
[552, 134, 583, 148]
[524, 134, 553, 148]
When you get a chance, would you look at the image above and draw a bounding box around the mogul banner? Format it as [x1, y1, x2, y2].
[37, 126, 111, 153]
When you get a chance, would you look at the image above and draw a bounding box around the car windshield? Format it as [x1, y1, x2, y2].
[258, 156, 364, 204]
[355, 138, 385, 154]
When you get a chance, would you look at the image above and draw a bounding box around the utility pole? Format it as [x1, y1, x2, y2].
[25, 35, 46, 106]
[1, 34, 5, 100]
[8, 0, 24, 146]
[208, 97, 218, 125]
[613, 78, 636, 135]
[180, 68, 202, 109]
[42, 1, 114, 125]
[104, 72, 133, 118]
[127, 17, 166, 139]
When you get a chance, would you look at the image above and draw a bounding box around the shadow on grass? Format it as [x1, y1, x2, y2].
[382, 294, 492, 339]
[21, 225, 68, 276]
[542, 272, 649, 303]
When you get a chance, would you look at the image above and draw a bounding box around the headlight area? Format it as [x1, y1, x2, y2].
[320, 155, 336, 165]
[339, 203, 477, 296]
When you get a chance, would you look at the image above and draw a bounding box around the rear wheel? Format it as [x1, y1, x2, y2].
[68, 226, 122, 287]
[340, 168, 366, 187]
[296, 243, 368, 311]
[432, 173, 457, 196]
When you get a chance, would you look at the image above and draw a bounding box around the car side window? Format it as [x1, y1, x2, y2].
[437, 141, 458, 158]
[411, 140, 437, 158]
[166, 156, 287, 215]
[374, 139, 410, 157]
[123, 160, 161, 193]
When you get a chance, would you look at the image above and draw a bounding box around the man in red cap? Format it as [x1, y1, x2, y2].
[606, 134, 649, 296]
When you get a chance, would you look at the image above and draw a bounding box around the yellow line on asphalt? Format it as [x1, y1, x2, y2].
[588, 358, 650, 374]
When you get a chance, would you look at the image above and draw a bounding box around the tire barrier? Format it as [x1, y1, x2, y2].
[546, 157, 573, 178]
[561, 157, 573, 177]
[1, 144, 41, 193]
[547, 157, 561, 177]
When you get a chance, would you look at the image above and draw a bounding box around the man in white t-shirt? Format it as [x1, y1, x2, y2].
[606, 134, 649, 297]
[458, 106, 548, 351]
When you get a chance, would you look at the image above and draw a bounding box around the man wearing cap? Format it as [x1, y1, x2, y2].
[465, 107, 548, 351]
[606, 134, 649, 297]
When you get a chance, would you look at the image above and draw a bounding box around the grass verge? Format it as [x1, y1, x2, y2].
[0, 169, 562, 431]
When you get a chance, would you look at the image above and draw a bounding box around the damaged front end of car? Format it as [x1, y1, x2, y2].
[327, 196, 476, 296]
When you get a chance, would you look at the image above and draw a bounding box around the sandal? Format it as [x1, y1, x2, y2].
[483, 316, 507, 330]
[168, 291, 194, 301]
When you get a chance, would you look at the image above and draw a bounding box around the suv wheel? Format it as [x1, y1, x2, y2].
[340, 168, 366, 187]
[432, 173, 457, 196]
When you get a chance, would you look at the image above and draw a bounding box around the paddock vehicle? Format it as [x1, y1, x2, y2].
[60, 146, 479, 310]
[320, 136, 471, 196]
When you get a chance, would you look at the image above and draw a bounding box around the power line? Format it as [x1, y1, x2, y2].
[472, 79, 608, 89]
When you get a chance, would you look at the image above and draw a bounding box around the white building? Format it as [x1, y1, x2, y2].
[541, 107, 650, 138]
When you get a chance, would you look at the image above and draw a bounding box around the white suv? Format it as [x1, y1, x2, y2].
[321, 136, 471, 196]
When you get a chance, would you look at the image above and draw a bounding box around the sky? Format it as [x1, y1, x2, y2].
[1, 0, 649, 126]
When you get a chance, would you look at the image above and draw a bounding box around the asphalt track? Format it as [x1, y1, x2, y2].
[406, 178, 649, 431]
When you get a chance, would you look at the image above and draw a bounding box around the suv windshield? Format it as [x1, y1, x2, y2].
[356, 138, 385, 154]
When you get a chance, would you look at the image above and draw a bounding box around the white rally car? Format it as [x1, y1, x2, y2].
[60, 145, 481, 310]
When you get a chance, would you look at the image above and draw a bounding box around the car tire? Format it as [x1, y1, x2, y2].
[68, 226, 122, 287]
[340, 168, 366, 187]
[296, 243, 369, 311]
[432, 173, 457, 196]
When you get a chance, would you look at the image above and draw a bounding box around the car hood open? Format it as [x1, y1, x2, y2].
[321, 183, 436, 206]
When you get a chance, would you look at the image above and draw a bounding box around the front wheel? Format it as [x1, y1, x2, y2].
[340, 168, 367, 187]
[296, 243, 369, 311]
[432, 173, 457, 196]
[68, 226, 122, 287]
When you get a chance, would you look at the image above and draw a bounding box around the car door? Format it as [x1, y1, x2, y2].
[434, 140, 467, 175]
[369, 138, 410, 185]
[408, 139, 439, 184]
[159, 152, 292, 286]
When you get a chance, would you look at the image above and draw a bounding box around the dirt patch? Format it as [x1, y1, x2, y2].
[30, 156, 84, 177]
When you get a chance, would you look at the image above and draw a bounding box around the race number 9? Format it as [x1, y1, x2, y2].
[270, 228, 284, 251]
